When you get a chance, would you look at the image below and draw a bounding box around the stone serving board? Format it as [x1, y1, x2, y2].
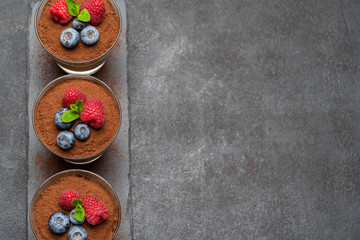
[27, 1, 130, 239]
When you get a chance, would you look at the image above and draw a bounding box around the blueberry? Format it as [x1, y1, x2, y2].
[60, 28, 80, 49]
[72, 19, 87, 30]
[81, 26, 99, 46]
[68, 226, 87, 240]
[54, 108, 75, 130]
[74, 123, 90, 141]
[48, 212, 70, 234]
[57, 131, 75, 150]
[70, 209, 85, 225]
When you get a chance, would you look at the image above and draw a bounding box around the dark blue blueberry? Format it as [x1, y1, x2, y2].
[60, 28, 80, 49]
[54, 108, 75, 130]
[81, 26, 99, 46]
[57, 131, 75, 150]
[68, 226, 87, 240]
[48, 212, 70, 234]
[72, 19, 87, 30]
[74, 123, 90, 141]
[70, 209, 85, 225]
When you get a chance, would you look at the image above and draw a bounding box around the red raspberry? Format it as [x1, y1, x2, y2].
[58, 190, 80, 211]
[80, 0, 106, 26]
[62, 88, 87, 109]
[80, 97, 105, 129]
[82, 195, 109, 225]
[50, 0, 74, 25]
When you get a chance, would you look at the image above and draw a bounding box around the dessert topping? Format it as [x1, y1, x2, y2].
[67, 0, 91, 22]
[82, 195, 109, 225]
[73, 18, 87, 30]
[66, 0, 80, 17]
[48, 211, 70, 234]
[62, 100, 84, 123]
[70, 208, 85, 225]
[59, 190, 80, 210]
[78, 8, 91, 22]
[80, 97, 105, 129]
[68, 226, 88, 240]
[74, 123, 91, 141]
[57, 130, 76, 150]
[80, 0, 106, 26]
[60, 28, 80, 49]
[62, 88, 87, 109]
[81, 26, 100, 46]
[54, 108, 76, 130]
[50, 0, 73, 24]
[71, 198, 86, 222]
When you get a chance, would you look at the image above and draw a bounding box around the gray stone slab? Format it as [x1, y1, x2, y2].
[0, 0, 33, 239]
[27, 1, 130, 239]
[127, 0, 360, 239]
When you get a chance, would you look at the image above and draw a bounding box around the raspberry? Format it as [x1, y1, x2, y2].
[82, 195, 109, 225]
[50, 0, 73, 25]
[80, 97, 105, 129]
[80, 0, 106, 26]
[62, 88, 87, 109]
[58, 190, 80, 211]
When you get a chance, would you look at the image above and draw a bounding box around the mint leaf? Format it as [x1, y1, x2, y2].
[78, 9, 91, 22]
[66, 0, 79, 17]
[71, 198, 84, 207]
[62, 100, 83, 122]
[75, 100, 83, 113]
[61, 110, 79, 122]
[74, 205, 85, 222]
[70, 104, 77, 111]
[69, 100, 83, 114]
[71, 199, 85, 222]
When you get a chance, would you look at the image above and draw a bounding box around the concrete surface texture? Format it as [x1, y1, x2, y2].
[0, 0, 32, 239]
[0, 0, 360, 239]
[127, 0, 360, 239]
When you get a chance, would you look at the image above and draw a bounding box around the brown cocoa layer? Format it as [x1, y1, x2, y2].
[37, 0, 120, 62]
[34, 79, 120, 158]
[33, 174, 119, 240]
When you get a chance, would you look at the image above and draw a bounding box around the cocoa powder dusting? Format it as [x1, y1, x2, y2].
[35, 79, 120, 158]
[38, 0, 120, 62]
[33, 174, 119, 240]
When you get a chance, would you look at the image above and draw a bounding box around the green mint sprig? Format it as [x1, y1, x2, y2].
[66, 0, 91, 22]
[78, 9, 90, 22]
[66, 0, 79, 17]
[61, 100, 83, 123]
[71, 198, 85, 222]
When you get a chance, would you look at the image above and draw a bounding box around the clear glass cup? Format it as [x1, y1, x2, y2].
[32, 74, 122, 164]
[29, 169, 121, 240]
[34, 0, 122, 75]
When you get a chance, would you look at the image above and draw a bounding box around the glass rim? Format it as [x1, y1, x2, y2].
[32, 74, 122, 162]
[29, 169, 122, 240]
[34, 0, 122, 64]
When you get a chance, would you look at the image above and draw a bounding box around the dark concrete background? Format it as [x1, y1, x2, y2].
[1, 0, 360, 239]
[0, 0, 31, 239]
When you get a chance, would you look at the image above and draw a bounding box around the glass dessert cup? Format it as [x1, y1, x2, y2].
[34, 0, 122, 75]
[29, 169, 121, 240]
[32, 74, 122, 164]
